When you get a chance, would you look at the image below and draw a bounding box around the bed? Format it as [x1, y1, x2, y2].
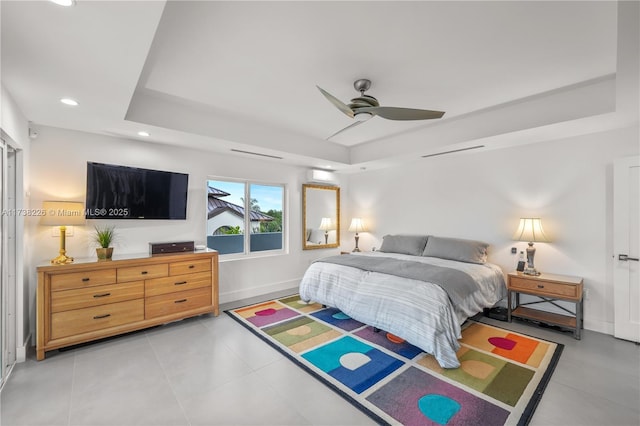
[299, 235, 506, 368]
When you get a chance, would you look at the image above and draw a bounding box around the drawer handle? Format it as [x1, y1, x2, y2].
[188, 265, 195, 269]
[174, 299, 187, 304]
[537, 285, 544, 289]
[93, 314, 111, 320]
[174, 281, 188, 286]
[82, 278, 90, 282]
[93, 293, 111, 298]
[141, 271, 148, 275]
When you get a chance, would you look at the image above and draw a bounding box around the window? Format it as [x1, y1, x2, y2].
[206, 179, 285, 255]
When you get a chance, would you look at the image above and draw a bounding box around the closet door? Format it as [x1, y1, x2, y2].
[614, 155, 640, 342]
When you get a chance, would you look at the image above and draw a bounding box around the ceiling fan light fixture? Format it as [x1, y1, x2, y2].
[318, 79, 445, 138]
[60, 98, 78, 106]
[50, 0, 76, 6]
[354, 112, 373, 122]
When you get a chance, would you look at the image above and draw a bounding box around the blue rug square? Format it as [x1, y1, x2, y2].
[302, 336, 403, 394]
[311, 307, 365, 331]
[355, 326, 423, 359]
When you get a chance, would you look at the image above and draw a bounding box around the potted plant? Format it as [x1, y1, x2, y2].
[93, 225, 116, 260]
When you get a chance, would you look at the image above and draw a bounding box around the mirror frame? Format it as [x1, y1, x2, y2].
[302, 184, 340, 250]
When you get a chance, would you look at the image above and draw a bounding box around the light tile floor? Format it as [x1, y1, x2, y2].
[1, 289, 639, 426]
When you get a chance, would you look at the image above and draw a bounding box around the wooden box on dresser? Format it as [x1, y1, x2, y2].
[37, 250, 218, 360]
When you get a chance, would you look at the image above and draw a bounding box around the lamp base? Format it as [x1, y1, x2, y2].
[523, 267, 540, 276]
[51, 252, 74, 264]
[353, 233, 360, 252]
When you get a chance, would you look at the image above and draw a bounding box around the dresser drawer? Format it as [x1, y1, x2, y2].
[145, 271, 211, 297]
[51, 269, 116, 291]
[117, 264, 168, 282]
[51, 281, 144, 313]
[51, 299, 144, 340]
[509, 276, 579, 298]
[169, 259, 211, 276]
[145, 287, 212, 319]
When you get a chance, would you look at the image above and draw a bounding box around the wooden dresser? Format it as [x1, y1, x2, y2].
[37, 250, 219, 360]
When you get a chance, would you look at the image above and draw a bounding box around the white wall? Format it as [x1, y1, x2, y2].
[344, 125, 639, 335]
[27, 125, 343, 337]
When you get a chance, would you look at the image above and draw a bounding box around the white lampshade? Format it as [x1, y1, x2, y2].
[348, 218, 367, 233]
[40, 201, 86, 226]
[513, 218, 550, 243]
[319, 217, 332, 231]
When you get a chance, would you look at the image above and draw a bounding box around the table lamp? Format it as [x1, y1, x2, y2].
[348, 218, 367, 252]
[319, 217, 332, 244]
[40, 201, 85, 264]
[513, 217, 551, 275]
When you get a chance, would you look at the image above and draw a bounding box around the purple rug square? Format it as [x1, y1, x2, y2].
[367, 366, 510, 426]
[246, 307, 300, 327]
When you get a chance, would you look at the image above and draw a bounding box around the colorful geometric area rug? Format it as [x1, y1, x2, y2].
[226, 294, 563, 426]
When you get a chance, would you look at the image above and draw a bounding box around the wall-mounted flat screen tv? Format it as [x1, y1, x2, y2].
[85, 162, 189, 220]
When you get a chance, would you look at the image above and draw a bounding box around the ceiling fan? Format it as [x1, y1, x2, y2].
[317, 78, 445, 139]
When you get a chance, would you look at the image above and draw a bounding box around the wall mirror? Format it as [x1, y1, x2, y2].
[302, 184, 340, 250]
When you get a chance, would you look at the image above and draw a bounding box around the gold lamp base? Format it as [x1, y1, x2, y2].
[50, 226, 74, 264]
[50, 251, 74, 265]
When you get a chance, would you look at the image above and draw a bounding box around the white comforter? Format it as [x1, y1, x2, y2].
[298, 252, 506, 368]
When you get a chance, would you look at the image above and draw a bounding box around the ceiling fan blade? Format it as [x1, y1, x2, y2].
[326, 120, 365, 140]
[317, 86, 354, 118]
[360, 106, 445, 121]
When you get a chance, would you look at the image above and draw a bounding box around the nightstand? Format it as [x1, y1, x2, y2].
[507, 271, 584, 339]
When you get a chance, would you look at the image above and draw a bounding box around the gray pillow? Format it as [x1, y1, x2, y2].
[379, 234, 429, 256]
[422, 236, 489, 264]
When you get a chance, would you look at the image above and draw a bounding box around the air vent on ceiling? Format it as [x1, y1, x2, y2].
[230, 149, 283, 160]
[421, 145, 485, 158]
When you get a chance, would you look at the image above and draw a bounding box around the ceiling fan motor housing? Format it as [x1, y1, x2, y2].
[348, 95, 379, 110]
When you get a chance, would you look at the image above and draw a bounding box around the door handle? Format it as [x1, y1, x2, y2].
[619, 254, 639, 261]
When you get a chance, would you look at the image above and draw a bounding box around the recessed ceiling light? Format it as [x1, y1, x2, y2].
[50, 0, 75, 6]
[60, 98, 78, 106]
[137, 131, 150, 137]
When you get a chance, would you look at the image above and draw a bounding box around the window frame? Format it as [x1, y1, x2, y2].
[206, 176, 287, 260]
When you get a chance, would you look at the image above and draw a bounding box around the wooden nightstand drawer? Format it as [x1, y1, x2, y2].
[51, 299, 144, 340]
[144, 271, 211, 297]
[509, 276, 579, 299]
[145, 287, 212, 319]
[51, 281, 144, 313]
[117, 263, 168, 282]
[51, 269, 116, 291]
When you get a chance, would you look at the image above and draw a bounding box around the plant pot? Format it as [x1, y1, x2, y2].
[96, 247, 113, 261]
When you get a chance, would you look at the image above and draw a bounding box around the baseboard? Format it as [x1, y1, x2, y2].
[584, 318, 614, 336]
[16, 331, 31, 363]
[219, 279, 300, 304]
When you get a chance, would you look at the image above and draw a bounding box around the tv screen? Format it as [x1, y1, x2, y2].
[85, 162, 188, 220]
